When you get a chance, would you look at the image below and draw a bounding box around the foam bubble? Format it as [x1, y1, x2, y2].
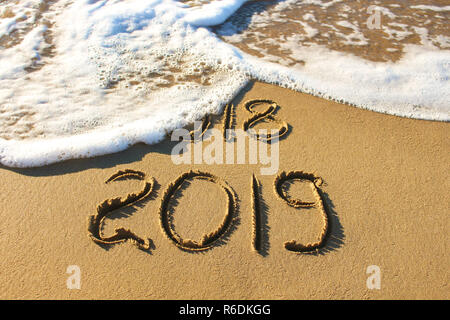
[0, 0, 449, 167]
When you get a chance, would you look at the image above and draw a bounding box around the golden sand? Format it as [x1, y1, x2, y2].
[0, 81, 448, 299]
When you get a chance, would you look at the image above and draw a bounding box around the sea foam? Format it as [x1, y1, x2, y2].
[0, 0, 449, 167]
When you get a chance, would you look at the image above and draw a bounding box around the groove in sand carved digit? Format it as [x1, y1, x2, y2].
[274, 171, 329, 253]
[189, 114, 211, 141]
[251, 174, 263, 253]
[88, 169, 155, 251]
[159, 170, 237, 251]
[222, 103, 235, 140]
[242, 99, 289, 142]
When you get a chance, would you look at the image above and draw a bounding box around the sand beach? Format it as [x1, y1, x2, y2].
[0, 81, 448, 299]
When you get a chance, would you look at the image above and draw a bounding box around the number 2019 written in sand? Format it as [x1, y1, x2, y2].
[87, 100, 332, 255]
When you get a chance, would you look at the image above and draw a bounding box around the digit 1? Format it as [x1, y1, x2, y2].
[251, 174, 263, 254]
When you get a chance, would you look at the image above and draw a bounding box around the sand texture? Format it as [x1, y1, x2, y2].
[0, 82, 448, 299]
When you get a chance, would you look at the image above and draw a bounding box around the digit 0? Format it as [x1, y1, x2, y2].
[159, 170, 237, 251]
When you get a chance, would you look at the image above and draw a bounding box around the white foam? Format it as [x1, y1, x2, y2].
[184, 0, 247, 26]
[0, 16, 17, 38]
[410, 5, 450, 12]
[246, 44, 450, 120]
[0, 0, 449, 167]
[335, 20, 368, 45]
[0, 0, 43, 38]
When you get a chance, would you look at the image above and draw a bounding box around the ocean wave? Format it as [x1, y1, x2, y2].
[0, 0, 448, 167]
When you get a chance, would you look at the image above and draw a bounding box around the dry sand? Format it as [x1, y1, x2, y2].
[0, 81, 448, 299]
